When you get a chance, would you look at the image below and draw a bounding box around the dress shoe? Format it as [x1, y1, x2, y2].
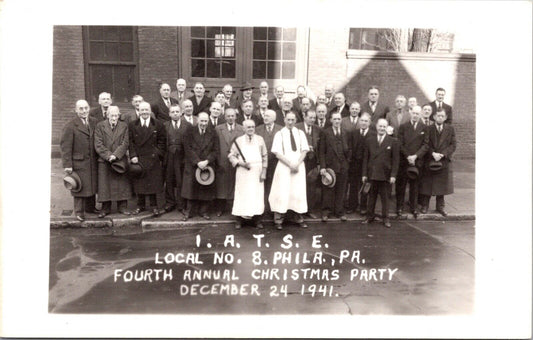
[306, 212, 318, 219]
[132, 208, 145, 215]
[396, 210, 403, 218]
[321, 215, 329, 222]
[152, 208, 161, 217]
[420, 206, 428, 214]
[164, 205, 175, 213]
[412, 210, 419, 219]
[294, 215, 304, 224]
[182, 213, 189, 221]
[202, 213, 210, 220]
[437, 208, 448, 217]
[235, 221, 242, 229]
[256, 222, 264, 229]
[118, 209, 131, 216]
[85, 208, 101, 214]
[339, 215, 347, 222]
[299, 222, 308, 228]
[360, 209, 367, 216]
[362, 217, 375, 224]
[98, 211, 108, 218]
[383, 218, 392, 228]
[275, 223, 283, 230]
[216, 210, 223, 217]
[76, 215, 85, 222]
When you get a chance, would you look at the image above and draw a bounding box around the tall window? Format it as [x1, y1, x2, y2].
[190, 26, 236, 78]
[84, 26, 137, 104]
[252, 27, 296, 79]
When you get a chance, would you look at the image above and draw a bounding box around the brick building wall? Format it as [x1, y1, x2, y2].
[52, 26, 86, 145]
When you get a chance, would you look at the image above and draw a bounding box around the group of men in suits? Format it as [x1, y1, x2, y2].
[63, 81, 455, 228]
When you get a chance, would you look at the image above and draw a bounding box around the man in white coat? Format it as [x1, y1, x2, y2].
[269, 112, 309, 229]
[229, 119, 268, 229]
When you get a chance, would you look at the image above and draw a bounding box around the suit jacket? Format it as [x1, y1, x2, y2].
[151, 96, 179, 122]
[128, 117, 167, 194]
[164, 118, 190, 163]
[351, 128, 375, 163]
[386, 108, 410, 136]
[274, 110, 301, 126]
[319, 126, 351, 174]
[170, 91, 188, 105]
[208, 115, 226, 129]
[214, 123, 245, 199]
[255, 123, 283, 178]
[316, 117, 332, 130]
[89, 106, 108, 123]
[236, 113, 262, 127]
[341, 116, 362, 136]
[428, 101, 453, 124]
[182, 115, 198, 127]
[235, 96, 257, 112]
[362, 134, 399, 181]
[268, 98, 282, 112]
[328, 104, 350, 119]
[60, 116, 98, 197]
[254, 108, 269, 125]
[292, 97, 315, 114]
[296, 122, 321, 169]
[120, 109, 156, 125]
[398, 121, 429, 168]
[361, 101, 390, 124]
[190, 95, 213, 116]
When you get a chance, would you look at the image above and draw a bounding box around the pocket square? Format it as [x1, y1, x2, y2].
[387, 146, 391, 150]
[421, 132, 425, 134]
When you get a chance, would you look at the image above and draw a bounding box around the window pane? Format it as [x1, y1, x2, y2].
[283, 27, 297, 41]
[89, 41, 104, 60]
[118, 27, 133, 41]
[254, 27, 267, 40]
[253, 61, 266, 79]
[224, 47, 234, 58]
[206, 26, 220, 38]
[191, 26, 205, 38]
[267, 61, 281, 79]
[90, 65, 113, 102]
[119, 42, 134, 62]
[268, 27, 282, 41]
[103, 26, 119, 41]
[206, 60, 219, 78]
[253, 41, 266, 59]
[221, 26, 236, 35]
[206, 40, 216, 58]
[191, 39, 205, 57]
[191, 59, 205, 77]
[104, 42, 119, 61]
[113, 66, 136, 104]
[221, 60, 236, 78]
[282, 61, 295, 79]
[88, 26, 103, 40]
[282, 42, 296, 60]
[267, 42, 282, 60]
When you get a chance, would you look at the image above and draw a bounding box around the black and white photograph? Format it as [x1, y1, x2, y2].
[0, 0, 531, 338]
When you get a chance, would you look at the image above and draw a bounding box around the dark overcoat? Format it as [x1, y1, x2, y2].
[362, 134, 399, 181]
[128, 118, 167, 194]
[419, 124, 456, 196]
[428, 101, 453, 124]
[189, 95, 213, 116]
[94, 120, 132, 201]
[60, 116, 98, 197]
[164, 118, 190, 192]
[398, 121, 429, 169]
[319, 126, 351, 174]
[215, 123, 245, 199]
[151, 96, 179, 122]
[361, 100, 390, 125]
[89, 106, 107, 123]
[181, 125, 219, 200]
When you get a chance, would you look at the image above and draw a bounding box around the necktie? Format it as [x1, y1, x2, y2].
[173, 121, 177, 130]
[306, 126, 310, 135]
[437, 124, 442, 133]
[438, 102, 442, 110]
[82, 118, 87, 126]
[319, 119, 324, 127]
[289, 128, 297, 151]
[165, 98, 170, 108]
[425, 118, 429, 125]
[111, 123, 115, 130]
[378, 135, 383, 145]
[267, 126, 272, 134]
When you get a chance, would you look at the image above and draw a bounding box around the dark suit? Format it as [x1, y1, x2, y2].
[419, 123, 456, 209]
[120, 109, 156, 126]
[254, 109, 269, 126]
[296, 122, 321, 211]
[396, 121, 428, 213]
[275, 110, 300, 126]
[341, 116, 361, 136]
[386, 108, 410, 136]
[128, 118, 167, 209]
[190, 95, 213, 116]
[362, 134, 399, 219]
[235, 96, 256, 112]
[268, 98, 282, 112]
[428, 101, 453, 124]
[361, 101, 390, 125]
[256, 123, 282, 213]
[292, 97, 315, 115]
[164, 118, 191, 211]
[151, 96, 179, 122]
[89, 106, 108, 123]
[208, 116, 226, 129]
[319, 126, 351, 216]
[328, 104, 350, 119]
[236, 113, 262, 127]
[316, 117, 331, 130]
[348, 127, 375, 212]
[60, 116, 98, 215]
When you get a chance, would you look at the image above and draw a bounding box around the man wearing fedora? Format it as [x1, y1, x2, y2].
[214, 108, 244, 217]
[151, 83, 179, 122]
[229, 119, 268, 229]
[128, 102, 167, 217]
[319, 111, 351, 222]
[396, 105, 429, 218]
[235, 82, 256, 111]
[236, 99, 262, 127]
[181, 112, 219, 220]
[94, 106, 132, 217]
[163, 103, 191, 214]
[190, 82, 213, 116]
[89, 92, 112, 123]
[296, 109, 321, 218]
[418, 109, 456, 216]
[61, 99, 99, 221]
[362, 118, 399, 228]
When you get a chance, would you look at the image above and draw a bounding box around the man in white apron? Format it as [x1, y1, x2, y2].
[269, 112, 310, 229]
[229, 119, 268, 229]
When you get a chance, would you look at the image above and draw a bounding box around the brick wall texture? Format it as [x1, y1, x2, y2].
[52, 26, 476, 159]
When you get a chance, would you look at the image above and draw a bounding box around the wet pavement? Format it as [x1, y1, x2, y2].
[49, 220, 475, 314]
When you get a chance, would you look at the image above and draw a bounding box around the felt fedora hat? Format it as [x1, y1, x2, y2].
[128, 162, 145, 178]
[195, 166, 215, 185]
[321, 168, 336, 188]
[240, 82, 255, 91]
[63, 171, 82, 193]
[111, 158, 129, 174]
[428, 160, 444, 172]
[406, 166, 419, 179]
